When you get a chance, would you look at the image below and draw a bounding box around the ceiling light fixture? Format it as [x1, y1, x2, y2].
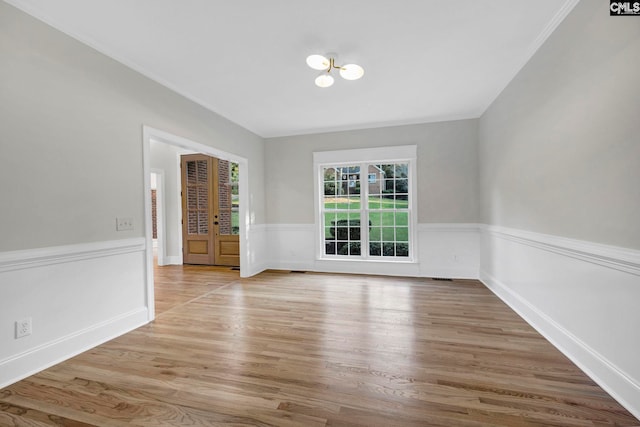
[306, 54, 364, 88]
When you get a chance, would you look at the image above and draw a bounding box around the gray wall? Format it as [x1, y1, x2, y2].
[265, 120, 479, 224]
[478, 0, 640, 249]
[0, 2, 265, 252]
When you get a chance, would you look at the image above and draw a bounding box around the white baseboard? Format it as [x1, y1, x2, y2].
[245, 262, 268, 277]
[0, 308, 148, 388]
[163, 255, 183, 265]
[479, 225, 640, 420]
[0, 238, 148, 388]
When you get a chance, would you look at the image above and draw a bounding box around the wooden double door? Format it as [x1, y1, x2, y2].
[181, 154, 240, 266]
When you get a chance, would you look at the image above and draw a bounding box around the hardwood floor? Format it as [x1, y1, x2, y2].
[1, 265, 638, 426]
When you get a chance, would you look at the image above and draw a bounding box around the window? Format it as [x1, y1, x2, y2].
[315, 146, 417, 262]
[229, 162, 240, 235]
[216, 160, 240, 236]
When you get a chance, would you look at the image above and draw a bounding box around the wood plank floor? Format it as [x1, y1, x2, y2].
[1, 264, 638, 426]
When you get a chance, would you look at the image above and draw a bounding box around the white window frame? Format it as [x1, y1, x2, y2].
[313, 145, 418, 263]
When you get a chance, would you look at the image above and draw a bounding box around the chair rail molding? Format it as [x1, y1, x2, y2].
[0, 238, 146, 273]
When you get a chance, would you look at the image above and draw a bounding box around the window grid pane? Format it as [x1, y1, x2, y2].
[322, 165, 362, 256]
[322, 162, 410, 259]
[366, 162, 410, 258]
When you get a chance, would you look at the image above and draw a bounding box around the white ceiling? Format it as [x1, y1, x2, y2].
[6, 0, 578, 138]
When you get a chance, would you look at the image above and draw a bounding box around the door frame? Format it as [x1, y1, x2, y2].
[142, 125, 251, 321]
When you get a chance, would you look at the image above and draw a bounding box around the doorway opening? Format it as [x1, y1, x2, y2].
[142, 126, 250, 321]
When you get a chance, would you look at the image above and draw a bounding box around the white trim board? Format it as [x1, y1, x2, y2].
[483, 225, 640, 276]
[0, 238, 145, 273]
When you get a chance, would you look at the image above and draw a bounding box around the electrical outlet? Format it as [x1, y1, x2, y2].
[116, 217, 134, 231]
[16, 318, 32, 339]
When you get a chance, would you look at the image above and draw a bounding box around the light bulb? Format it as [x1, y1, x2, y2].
[315, 73, 334, 88]
[306, 54, 330, 70]
[339, 64, 364, 80]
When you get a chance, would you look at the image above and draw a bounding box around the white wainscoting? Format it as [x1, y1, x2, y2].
[265, 223, 480, 278]
[418, 223, 480, 279]
[479, 225, 640, 420]
[245, 223, 268, 277]
[0, 238, 149, 388]
[265, 224, 316, 272]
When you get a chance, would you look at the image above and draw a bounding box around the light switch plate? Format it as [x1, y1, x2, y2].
[116, 217, 134, 231]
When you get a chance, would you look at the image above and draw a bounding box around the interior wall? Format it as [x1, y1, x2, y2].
[478, 0, 640, 417]
[149, 141, 187, 264]
[0, 2, 265, 252]
[0, 2, 265, 387]
[263, 120, 481, 278]
[265, 119, 480, 225]
[478, 0, 639, 250]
